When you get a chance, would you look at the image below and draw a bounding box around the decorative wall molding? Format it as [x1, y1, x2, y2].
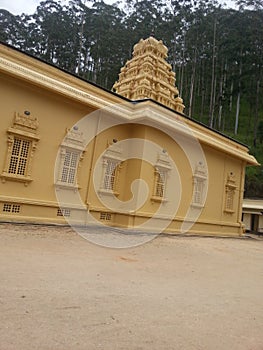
[0, 55, 118, 111]
[1, 111, 39, 185]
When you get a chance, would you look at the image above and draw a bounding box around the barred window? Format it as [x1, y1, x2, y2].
[8, 138, 31, 176]
[1, 112, 39, 184]
[154, 169, 166, 198]
[103, 159, 118, 191]
[225, 189, 234, 211]
[151, 151, 171, 202]
[193, 178, 204, 205]
[224, 173, 236, 213]
[55, 127, 85, 190]
[61, 150, 79, 184]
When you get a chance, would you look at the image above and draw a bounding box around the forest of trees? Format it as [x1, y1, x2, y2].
[0, 0, 262, 197]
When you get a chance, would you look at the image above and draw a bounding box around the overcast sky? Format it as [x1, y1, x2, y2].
[0, 0, 237, 15]
[0, 0, 39, 15]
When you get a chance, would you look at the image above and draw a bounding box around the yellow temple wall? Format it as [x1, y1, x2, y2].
[0, 72, 92, 223]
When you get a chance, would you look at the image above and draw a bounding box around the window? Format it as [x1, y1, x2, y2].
[191, 162, 207, 207]
[8, 138, 31, 176]
[99, 141, 123, 195]
[55, 127, 85, 190]
[61, 149, 79, 184]
[225, 189, 234, 211]
[224, 172, 236, 213]
[103, 159, 118, 191]
[1, 112, 39, 184]
[56, 148, 81, 188]
[192, 177, 206, 206]
[154, 169, 166, 198]
[151, 151, 171, 202]
[193, 178, 203, 205]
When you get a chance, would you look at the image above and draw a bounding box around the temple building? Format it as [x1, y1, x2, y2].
[0, 37, 258, 237]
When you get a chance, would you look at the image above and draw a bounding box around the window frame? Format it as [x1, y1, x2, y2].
[56, 147, 81, 188]
[153, 167, 166, 200]
[151, 151, 171, 202]
[224, 172, 237, 214]
[191, 163, 207, 208]
[1, 126, 39, 185]
[55, 127, 85, 191]
[103, 158, 119, 191]
[99, 141, 123, 197]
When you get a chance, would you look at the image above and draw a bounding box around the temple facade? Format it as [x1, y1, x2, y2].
[0, 38, 258, 237]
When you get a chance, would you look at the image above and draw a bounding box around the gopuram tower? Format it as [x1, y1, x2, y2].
[112, 35, 185, 113]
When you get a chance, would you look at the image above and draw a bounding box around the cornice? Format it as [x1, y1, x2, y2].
[125, 101, 259, 166]
[0, 45, 126, 110]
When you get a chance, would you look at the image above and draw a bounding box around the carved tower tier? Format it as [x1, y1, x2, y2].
[112, 36, 185, 113]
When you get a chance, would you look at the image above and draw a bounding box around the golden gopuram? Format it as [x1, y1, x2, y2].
[113, 36, 185, 113]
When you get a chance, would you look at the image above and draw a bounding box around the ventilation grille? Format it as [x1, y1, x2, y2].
[2, 203, 21, 213]
[100, 212, 112, 221]
[57, 208, 71, 217]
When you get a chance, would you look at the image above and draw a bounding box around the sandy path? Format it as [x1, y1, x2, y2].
[0, 223, 263, 350]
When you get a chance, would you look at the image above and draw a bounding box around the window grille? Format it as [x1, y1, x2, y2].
[57, 208, 71, 217]
[152, 152, 171, 201]
[100, 212, 112, 221]
[193, 178, 203, 205]
[2, 203, 21, 213]
[224, 173, 236, 213]
[103, 160, 117, 191]
[61, 150, 78, 184]
[154, 169, 166, 198]
[8, 138, 30, 176]
[3, 203, 12, 212]
[191, 163, 207, 207]
[12, 204, 21, 213]
[225, 189, 234, 211]
[1, 112, 39, 184]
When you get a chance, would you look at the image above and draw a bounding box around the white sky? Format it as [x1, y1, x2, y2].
[0, 0, 237, 15]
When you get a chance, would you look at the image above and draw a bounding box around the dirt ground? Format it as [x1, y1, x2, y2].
[0, 223, 263, 350]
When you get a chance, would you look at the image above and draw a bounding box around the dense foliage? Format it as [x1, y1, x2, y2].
[0, 0, 262, 197]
